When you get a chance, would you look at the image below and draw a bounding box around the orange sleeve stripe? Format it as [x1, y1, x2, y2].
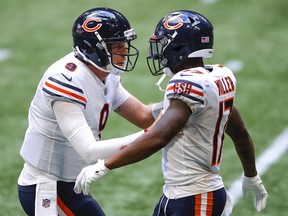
[45, 81, 87, 103]
[167, 85, 203, 97]
[57, 196, 75, 216]
[190, 88, 204, 97]
[167, 85, 174, 91]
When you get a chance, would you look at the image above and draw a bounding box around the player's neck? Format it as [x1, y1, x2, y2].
[185, 58, 204, 68]
[87, 64, 109, 81]
[176, 58, 204, 72]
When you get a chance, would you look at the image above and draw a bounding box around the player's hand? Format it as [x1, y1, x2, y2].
[74, 159, 110, 195]
[242, 175, 268, 212]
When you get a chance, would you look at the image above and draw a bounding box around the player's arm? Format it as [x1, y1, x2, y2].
[52, 100, 145, 164]
[225, 106, 257, 177]
[74, 99, 191, 194]
[105, 99, 191, 169]
[225, 105, 268, 212]
[115, 95, 162, 129]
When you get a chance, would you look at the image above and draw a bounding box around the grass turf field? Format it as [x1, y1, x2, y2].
[0, 0, 288, 215]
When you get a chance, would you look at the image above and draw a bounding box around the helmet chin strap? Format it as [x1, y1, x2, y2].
[163, 67, 174, 76]
[74, 46, 123, 75]
[94, 32, 124, 75]
[76, 32, 123, 75]
[155, 67, 175, 92]
[74, 46, 109, 72]
[156, 74, 166, 92]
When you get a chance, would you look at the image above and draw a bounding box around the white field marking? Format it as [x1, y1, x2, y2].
[198, 0, 218, 4]
[225, 60, 244, 73]
[0, 49, 11, 62]
[227, 127, 288, 204]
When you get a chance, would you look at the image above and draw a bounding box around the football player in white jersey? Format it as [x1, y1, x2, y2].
[17, 7, 162, 216]
[74, 10, 268, 216]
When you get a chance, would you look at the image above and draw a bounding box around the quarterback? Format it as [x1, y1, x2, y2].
[17, 7, 161, 216]
[74, 10, 268, 216]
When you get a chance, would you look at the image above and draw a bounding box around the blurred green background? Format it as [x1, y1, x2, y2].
[0, 0, 288, 215]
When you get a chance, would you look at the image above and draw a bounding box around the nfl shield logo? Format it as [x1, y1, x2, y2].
[42, 198, 50, 208]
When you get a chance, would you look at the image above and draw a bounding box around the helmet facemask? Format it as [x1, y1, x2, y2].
[147, 31, 178, 76]
[105, 30, 139, 73]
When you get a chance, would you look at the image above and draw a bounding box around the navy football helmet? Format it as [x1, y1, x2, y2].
[147, 10, 214, 76]
[72, 7, 139, 75]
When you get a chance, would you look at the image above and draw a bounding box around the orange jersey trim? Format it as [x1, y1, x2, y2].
[45, 81, 87, 103]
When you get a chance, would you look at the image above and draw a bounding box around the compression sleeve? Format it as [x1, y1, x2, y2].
[53, 101, 144, 164]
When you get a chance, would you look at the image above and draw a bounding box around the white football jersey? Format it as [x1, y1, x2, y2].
[20, 52, 130, 181]
[162, 65, 236, 199]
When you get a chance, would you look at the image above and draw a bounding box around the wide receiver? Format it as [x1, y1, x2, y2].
[74, 10, 268, 216]
[17, 7, 162, 216]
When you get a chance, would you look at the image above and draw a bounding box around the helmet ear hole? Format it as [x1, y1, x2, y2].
[82, 41, 94, 54]
[172, 45, 182, 52]
[164, 44, 186, 66]
[78, 40, 108, 67]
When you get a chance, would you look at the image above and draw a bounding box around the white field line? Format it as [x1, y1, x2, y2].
[227, 127, 288, 204]
[0, 49, 11, 62]
[198, 0, 218, 4]
[225, 60, 244, 73]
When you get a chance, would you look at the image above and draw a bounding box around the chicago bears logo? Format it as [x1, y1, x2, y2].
[82, 17, 102, 32]
[163, 16, 183, 30]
